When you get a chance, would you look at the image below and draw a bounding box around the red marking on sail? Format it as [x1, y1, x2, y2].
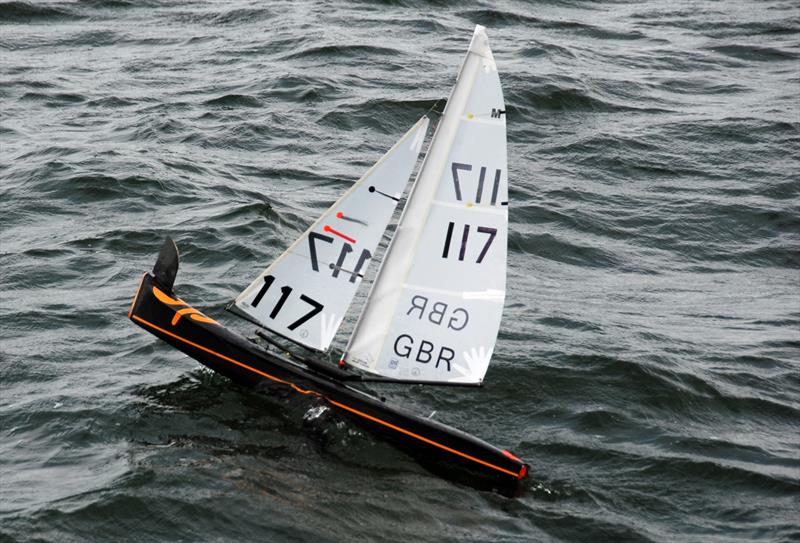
[336, 211, 344, 219]
[324, 225, 356, 244]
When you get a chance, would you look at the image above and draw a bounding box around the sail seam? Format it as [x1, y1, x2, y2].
[401, 283, 506, 300]
[432, 200, 508, 216]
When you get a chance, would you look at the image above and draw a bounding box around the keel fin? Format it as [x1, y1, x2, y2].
[153, 236, 179, 292]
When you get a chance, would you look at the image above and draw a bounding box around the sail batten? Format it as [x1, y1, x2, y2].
[233, 116, 430, 351]
[343, 25, 507, 385]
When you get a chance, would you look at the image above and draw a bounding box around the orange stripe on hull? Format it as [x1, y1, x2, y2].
[326, 399, 521, 478]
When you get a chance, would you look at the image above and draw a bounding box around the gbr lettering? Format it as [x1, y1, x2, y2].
[406, 294, 469, 331]
[389, 295, 472, 373]
[393, 334, 454, 372]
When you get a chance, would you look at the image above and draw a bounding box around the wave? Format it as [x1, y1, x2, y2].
[537, 316, 604, 333]
[85, 96, 137, 108]
[462, 8, 647, 40]
[319, 98, 437, 133]
[28, 173, 190, 205]
[509, 231, 621, 268]
[0, 1, 82, 21]
[59, 29, 120, 47]
[635, 14, 800, 40]
[507, 85, 647, 114]
[20, 92, 85, 104]
[203, 94, 262, 108]
[76, 0, 168, 7]
[281, 44, 404, 62]
[705, 43, 797, 62]
[267, 74, 341, 103]
[170, 7, 274, 26]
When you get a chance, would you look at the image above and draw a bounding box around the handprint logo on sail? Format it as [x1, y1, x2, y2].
[319, 312, 342, 349]
[462, 346, 493, 375]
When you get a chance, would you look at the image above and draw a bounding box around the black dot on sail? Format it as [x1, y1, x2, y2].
[367, 185, 400, 202]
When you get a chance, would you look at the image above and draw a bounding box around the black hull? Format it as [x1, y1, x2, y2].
[128, 252, 528, 493]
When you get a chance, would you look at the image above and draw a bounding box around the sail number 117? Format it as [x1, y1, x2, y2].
[442, 222, 497, 264]
[250, 274, 324, 331]
[452, 163, 502, 205]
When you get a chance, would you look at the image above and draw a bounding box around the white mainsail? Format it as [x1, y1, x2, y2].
[232, 116, 430, 351]
[343, 25, 507, 384]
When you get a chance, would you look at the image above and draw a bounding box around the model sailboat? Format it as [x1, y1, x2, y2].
[129, 25, 527, 492]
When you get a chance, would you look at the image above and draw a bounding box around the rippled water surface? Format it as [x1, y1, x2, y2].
[1, 1, 799, 541]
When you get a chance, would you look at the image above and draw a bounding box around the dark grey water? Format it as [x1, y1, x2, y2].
[1, 1, 799, 541]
